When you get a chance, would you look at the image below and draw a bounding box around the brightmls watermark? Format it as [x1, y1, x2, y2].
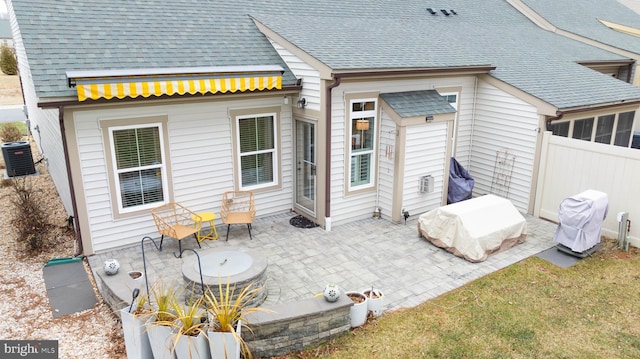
[1, 340, 58, 358]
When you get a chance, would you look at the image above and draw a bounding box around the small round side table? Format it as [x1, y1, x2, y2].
[192, 212, 219, 241]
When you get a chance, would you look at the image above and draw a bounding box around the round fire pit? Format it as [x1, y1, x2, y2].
[181, 249, 268, 307]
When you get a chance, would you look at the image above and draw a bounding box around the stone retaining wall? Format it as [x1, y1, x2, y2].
[243, 295, 352, 358]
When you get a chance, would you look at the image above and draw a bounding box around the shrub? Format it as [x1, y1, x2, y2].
[0, 123, 23, 142]
[0, 45, 17, 75]
[9, 177, 50, 252]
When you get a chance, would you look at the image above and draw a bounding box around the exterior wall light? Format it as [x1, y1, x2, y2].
[297, 97, 307, 109]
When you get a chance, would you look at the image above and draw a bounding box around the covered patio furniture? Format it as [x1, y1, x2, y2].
[448, 157, 474, 204]
[553, 189, 608, 256]
[221, 190, 256, 241]
[151, 202, 201, 257]
[418, 194, 527, 262]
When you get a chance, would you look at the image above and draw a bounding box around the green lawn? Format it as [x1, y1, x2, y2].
[280, 238, 640, 358]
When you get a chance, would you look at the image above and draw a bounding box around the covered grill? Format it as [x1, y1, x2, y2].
[553, 190, 608, 256]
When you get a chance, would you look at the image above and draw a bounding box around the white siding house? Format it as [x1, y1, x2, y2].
[10, 0, 640, 253]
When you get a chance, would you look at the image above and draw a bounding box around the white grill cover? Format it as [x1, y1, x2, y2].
[553, 190, 608, 252]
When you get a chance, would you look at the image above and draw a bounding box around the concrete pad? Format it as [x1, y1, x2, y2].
[43, 261, 97, 318]
[536, 246, 580, 268]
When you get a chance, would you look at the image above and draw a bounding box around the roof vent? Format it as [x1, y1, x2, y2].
[450, 9, 457, 15]
[441, 9, 450, 16]
[427, 8, 437, 15]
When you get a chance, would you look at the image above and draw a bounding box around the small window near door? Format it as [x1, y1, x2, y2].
[349, 99, 377, 189]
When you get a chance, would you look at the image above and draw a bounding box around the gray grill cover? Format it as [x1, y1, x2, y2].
[553, 190, 608, 252]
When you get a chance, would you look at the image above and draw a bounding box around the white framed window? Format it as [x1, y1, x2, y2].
[551, 110, 636, 147]
[549, 121, 570, 137]
[439, 91, 459, 155]
[572, 117, 594, 141]
[108, 123, 168, 213]
[348, 97, 377, 191]
[236, 112, 278, 190]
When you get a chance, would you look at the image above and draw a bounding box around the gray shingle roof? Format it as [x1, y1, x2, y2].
[10, 0, 640, 110]
[521, 0, 640, 54]
[380, 90, 455, 118]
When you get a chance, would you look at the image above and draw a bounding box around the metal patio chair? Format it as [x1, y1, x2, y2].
[151, 202, 201, 257]
[220, 190, 256, 241]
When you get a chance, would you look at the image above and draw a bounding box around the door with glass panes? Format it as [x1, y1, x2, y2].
[294, 119, 316, 215]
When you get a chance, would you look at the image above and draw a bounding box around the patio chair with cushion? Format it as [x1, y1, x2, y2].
[220, 190, 256, 241]
[151, 202, 201, 257]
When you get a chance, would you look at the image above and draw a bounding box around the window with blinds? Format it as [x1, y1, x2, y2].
[349, 99, 377, 189]
[110, 124, 165, 209]
[237, 114, 277, 188]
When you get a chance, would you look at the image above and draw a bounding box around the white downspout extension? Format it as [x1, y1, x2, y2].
[467, 76, 479, 168]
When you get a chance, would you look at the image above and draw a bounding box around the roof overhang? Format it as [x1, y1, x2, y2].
[380, 90, 456, 126]
[65, 65, 284, 102]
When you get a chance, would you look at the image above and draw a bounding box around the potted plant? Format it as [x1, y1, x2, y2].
[169, 293, 210, 359]
[362, 287, 384, 318]
[345, 291, 368, 328]
[203, 278, 268, 359]
[147, 282, 178, 359]
[120, 288, 154, 359]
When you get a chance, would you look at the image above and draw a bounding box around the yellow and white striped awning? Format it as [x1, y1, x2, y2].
[66, 66, 284, 102]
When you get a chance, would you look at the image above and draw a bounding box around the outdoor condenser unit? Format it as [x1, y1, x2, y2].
[2, 141, 36, 177]
[420, 175, 434, 193]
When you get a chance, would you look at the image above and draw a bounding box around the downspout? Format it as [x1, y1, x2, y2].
[545, 111, 564, 131]
[467, 76, 479, 168]
[627, 62, 633, 84]
[324, 75, 341, 230]
[58, 106, 84, 257]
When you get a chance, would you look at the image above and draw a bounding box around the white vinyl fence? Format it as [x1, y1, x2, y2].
[534, 131, 640, 248]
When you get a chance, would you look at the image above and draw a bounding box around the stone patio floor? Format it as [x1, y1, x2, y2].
[87, 212, 558, 312]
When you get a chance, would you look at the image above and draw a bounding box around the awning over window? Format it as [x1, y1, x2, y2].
[66, 65, 284, 102]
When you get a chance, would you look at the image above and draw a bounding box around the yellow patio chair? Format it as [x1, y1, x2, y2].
[220, 190, 256, 241]
[151, 202, 201, 257]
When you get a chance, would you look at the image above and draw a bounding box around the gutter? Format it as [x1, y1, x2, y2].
[545, 111, 564, 131]
[57, 106, 84, 256]
[545, 99, 640, 130]
[329, 66, 496, 79]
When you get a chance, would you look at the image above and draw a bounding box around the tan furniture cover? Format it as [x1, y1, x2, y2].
[418, 194, 527, 262]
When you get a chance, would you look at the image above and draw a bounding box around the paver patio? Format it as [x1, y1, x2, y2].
[88, 213, 558, 312]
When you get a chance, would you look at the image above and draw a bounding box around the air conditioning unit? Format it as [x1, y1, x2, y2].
[2, 141, 36, 177]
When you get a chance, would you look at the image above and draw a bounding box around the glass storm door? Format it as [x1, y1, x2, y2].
[295, 120, 316, 215]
